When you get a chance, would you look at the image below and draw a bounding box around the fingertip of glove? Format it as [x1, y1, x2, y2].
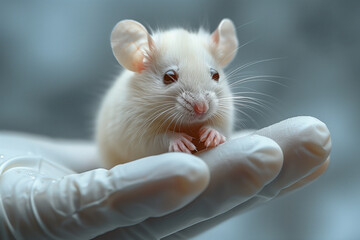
[241, 135, 284, 185]
[290, 116, 332, 164]
[159, 153, 210, 196]
[306, 117, 332, 160]
[105, 153, 210, 218]
[249, 135, 284, 171]
[202, 136, 283, 197]
[257, 116, 332, 165]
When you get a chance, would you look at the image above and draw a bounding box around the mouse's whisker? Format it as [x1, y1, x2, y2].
[221, 38, 259, 73]
[231, 95, 277, 122]
[228, 75, 289, 88]
[163, 112, 179, 135]
[172, 111, 184, 134]
[135, 105, 175, 140]
[232, 102, 268, 118]
[229, 95, 276, 112]
[226, 58, 285, 79]
[233, 100, 273, 113]
[212, 111, 226, 124]
[233, 92, 280, 105]
[226, 86, 280, 103]
[232, 107, 259, 128]
[147, 107, 175, 129]
[141, 106, 178, 142]
[136, 105, 173, 127]
[218, 96, 265, 124]
[156, 110, 178, 135]
[162, 111, 180, 136]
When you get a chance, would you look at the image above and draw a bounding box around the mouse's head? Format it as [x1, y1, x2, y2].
[111, 19, 238, 128]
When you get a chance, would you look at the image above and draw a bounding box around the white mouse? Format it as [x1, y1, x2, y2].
[96, 18, 238, 168]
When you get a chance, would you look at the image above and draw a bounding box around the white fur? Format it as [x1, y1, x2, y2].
[97, 19, 238, 168]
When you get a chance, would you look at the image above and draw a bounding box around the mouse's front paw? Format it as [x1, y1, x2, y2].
[169, 133, 197, 154]
[199, 126, 226, 148]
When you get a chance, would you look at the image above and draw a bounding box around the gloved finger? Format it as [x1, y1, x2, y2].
[279, 157, 330, 195]
[109, 135, 283, 239]
[255, 116, 331, 198]
[230, 129, 256, 139]
[0, 131, 101, 172]
[163, 116, 331, 239]
[46, 139, 101, 172]
[168, 159, 330, 240]
[0, 153, 209, 240]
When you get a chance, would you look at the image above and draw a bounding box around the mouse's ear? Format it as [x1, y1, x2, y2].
[111, 20, 155, 72]
[210, 19, 238, 67]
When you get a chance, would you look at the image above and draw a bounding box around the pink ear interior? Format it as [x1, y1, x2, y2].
[211, 28, 220, 45]
[209, 19, 238, 67]
[127, 29, 157, 73]
[133, 54, 146, 73]
[111, 19, 156, 73]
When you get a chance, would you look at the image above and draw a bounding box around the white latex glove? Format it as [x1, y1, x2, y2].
[0, 116, 331, 240]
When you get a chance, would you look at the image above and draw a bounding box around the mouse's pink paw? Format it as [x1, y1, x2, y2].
[169, 133, 197, 154]
[199, 127, 226, 148]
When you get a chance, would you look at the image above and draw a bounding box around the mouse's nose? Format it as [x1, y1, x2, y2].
[194, 101, 209, 114]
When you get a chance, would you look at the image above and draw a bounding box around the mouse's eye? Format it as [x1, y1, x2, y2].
[210, 68, 220, 82]
[163, 70, 178, 85]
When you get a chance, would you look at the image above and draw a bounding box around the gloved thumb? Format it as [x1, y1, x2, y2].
[0, 153, 209, 240]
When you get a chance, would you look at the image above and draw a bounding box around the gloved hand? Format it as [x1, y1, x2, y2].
[0, 116, 331, 240]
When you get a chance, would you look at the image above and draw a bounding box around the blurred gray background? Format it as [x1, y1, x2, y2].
[1, 0, 359, 239]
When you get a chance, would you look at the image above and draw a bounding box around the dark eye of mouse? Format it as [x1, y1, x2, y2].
[163, 70, 178, 84]
[210, 68, 220, 81]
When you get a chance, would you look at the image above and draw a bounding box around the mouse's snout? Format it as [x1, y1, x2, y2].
[178, 90, 216, 121]
[194, 101, 209, 115]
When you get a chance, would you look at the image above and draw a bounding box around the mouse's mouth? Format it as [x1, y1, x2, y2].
[190, 112, 210, 122]
[176, 92, 218, 124]
[179, 101, 214, 123]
